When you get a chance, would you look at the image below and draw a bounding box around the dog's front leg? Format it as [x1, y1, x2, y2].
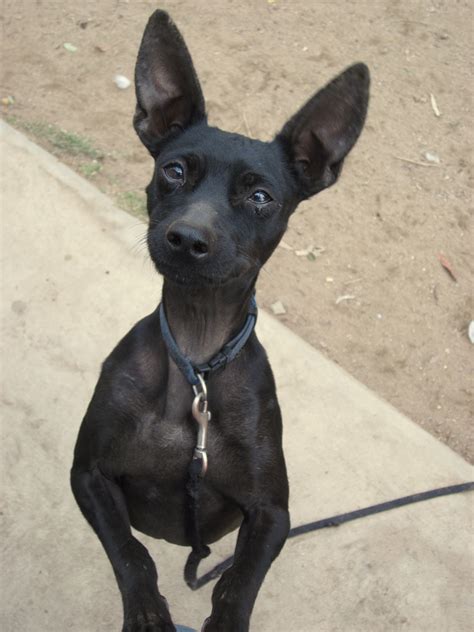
[203, 503, 290, 632]
[71, 465, 175, 632]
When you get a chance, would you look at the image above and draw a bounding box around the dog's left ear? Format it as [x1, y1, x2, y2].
[277, 63, 370, 199]
[133, 10, 206, 155]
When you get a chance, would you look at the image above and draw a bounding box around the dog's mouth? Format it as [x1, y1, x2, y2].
[153, 259, 235, 288]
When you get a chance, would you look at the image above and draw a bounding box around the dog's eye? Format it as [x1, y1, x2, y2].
[249, 190, 272, 205]
[163, 162, 185, 183]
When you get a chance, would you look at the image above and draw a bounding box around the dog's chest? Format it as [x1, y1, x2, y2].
[115, 398, 239, 479]
[117, 408, 196, 478]
[116, 406, 243, 544]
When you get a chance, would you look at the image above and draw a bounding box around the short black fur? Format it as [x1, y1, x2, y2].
[71, 9, 369, 632]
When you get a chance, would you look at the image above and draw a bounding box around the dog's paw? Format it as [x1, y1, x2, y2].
[122, 611, 176, 632]
[201, 615, 247, 632]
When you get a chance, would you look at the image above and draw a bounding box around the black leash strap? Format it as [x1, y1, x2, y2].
[187, 481, 474, 591]
[184, 458, 210, 590]
[159, 294, 258, 590]
[287, 481, 474, 535]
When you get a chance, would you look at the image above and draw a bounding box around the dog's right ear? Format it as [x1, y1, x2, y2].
[133, 10, 206, 155]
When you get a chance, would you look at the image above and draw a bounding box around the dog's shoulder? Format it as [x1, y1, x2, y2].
[105, 307, 158, 359]
[74, 311, 167, 466]
[86, 311, 164, 419]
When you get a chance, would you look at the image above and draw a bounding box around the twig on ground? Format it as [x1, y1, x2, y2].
[393, 155, 439, 167]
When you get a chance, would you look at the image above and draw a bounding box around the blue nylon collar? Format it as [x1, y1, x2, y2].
[159, 296, 258, 386]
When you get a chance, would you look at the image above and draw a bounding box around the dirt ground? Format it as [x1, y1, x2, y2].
[1, 0, 472, 463]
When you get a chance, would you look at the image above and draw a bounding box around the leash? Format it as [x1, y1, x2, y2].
[159, 298, 474, 591]
[189, 481, 474, 590]
[159, 295, 258, 589]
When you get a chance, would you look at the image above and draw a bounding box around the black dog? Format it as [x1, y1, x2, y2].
[71, 10, 369, 632]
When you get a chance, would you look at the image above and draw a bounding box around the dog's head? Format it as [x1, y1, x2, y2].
[134, 10, 369, 288]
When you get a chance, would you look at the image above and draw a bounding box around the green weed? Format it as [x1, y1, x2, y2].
[6, 115, 103, 159]
[79, 161, 102, 178]
[118, 191, 147, 217]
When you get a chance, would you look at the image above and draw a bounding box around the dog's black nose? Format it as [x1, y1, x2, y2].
[166, 222, 211, 260]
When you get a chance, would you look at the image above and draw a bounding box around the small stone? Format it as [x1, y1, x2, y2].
[424, 151, 440, 164]
[468, 321, 474, 344]
[114, 74, 131, 90]
[270, 300, 286, 315]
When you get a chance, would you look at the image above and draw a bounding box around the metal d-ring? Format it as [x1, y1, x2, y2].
[192, 372, 207, 399]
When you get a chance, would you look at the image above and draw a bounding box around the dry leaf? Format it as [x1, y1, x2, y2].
[438, 253, 457, 282]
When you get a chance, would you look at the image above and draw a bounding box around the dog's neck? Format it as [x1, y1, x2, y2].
[161, 276, 257, 364]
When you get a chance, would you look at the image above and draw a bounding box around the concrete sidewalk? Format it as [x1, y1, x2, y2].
[1, 120, 472, 632]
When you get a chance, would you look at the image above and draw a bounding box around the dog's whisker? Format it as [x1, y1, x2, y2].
[130, 231, 150, 253]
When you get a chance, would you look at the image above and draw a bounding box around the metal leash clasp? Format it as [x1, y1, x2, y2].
[191, 373, 211, 476]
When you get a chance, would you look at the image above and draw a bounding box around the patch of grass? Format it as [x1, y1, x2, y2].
[5, 114, 150, 220]
[79, 160, 102, 178]
[118, 191, 147, 218]
[6, 115, 103, 159]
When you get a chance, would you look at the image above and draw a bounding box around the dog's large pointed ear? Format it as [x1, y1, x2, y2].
[133, 10, 206, 155]
[276, 63, 370, 199]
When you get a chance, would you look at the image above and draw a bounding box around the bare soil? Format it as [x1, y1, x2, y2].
[2, 1, 472, 462]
